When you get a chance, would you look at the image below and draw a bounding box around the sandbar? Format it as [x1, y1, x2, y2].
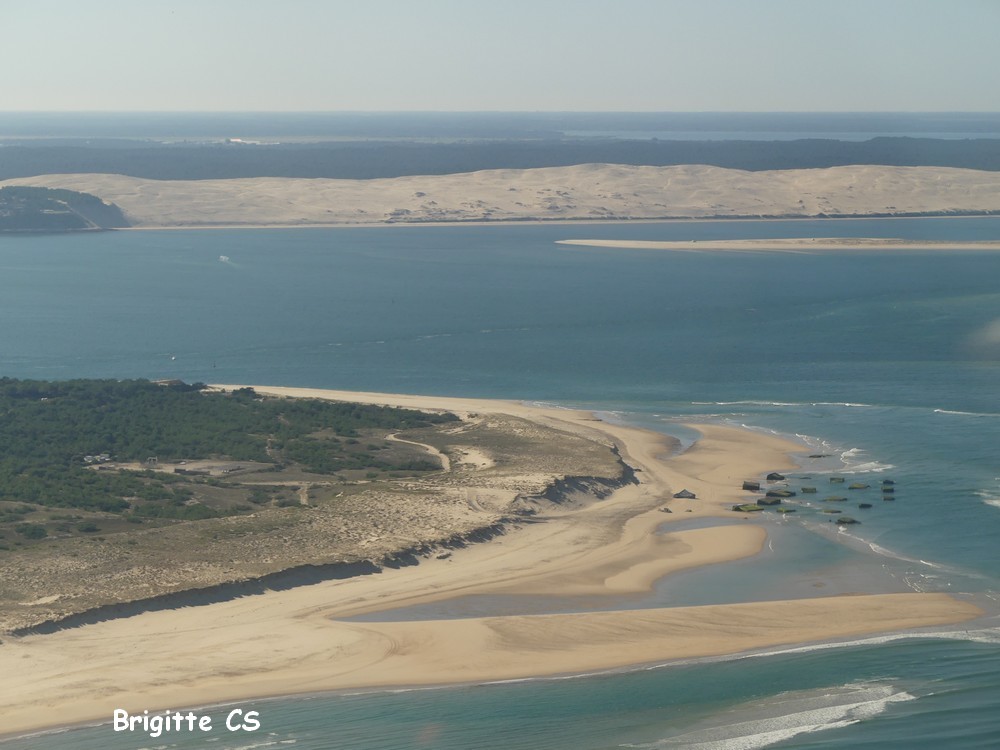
[0, 388, 983, 737]
[557, 237, 1000, 253]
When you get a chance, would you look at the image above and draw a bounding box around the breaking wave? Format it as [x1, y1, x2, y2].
[933, 408, 1000, 418]
[621, 682, 915, 750]
[976, 490, 1000, 510]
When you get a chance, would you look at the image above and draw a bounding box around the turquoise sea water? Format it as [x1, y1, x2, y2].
[1, 219, 999, 749]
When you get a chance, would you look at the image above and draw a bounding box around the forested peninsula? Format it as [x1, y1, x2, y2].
[0, 379, 452, 535]
[0, 379, 627, 633]
[0, 186, 128, 232]
[1, 137, 998, 181]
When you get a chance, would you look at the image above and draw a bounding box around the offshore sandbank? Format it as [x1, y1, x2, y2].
[557, 237, 1000, 253]
[0, 388, 983, 737]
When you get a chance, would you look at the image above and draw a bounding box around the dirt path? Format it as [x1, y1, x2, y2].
[386, 432, 451, 472]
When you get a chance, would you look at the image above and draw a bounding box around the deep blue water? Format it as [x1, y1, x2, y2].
[1, 219, 998, 749]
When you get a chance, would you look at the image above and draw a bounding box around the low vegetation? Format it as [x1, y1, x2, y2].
[0, 378, 456, 547]
[0, 382, 628, 633]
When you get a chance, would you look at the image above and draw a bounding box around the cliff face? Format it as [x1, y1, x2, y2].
[533, 446, 639, 506]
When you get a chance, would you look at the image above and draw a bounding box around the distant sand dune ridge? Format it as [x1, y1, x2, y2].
[4, 164, 1000, 227]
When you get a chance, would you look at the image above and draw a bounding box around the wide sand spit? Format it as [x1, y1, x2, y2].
[0, 387, 982, 737]
[5, 164, 1000, 228]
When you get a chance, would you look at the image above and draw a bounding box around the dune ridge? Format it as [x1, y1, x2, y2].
[4, 164, 1000, 228]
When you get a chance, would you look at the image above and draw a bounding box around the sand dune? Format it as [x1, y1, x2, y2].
[4, 164, 1000, 227]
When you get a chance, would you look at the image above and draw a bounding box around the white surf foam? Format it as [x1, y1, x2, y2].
[741, 625, 1000, 659]
[836, 447, 895, 474]
[524, 400, 579, 412]
[933, 408, 1000, 418]
[792, 432, 839, 454]
[836, 533, 965, 576]
[670, 411, 750, 419]
[657, 414, 896, 480]
[622, 682, 914, 750]
[706, 400, 877, 409]
[713, 400, 804, 407]
[975, 490, 1000, 510]
[813, 402, 874, 408]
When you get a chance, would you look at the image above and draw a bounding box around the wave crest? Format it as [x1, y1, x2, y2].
[623, 682, 914, 750]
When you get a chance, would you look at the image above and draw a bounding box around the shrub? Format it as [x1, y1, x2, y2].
[15, 523, 47, 539]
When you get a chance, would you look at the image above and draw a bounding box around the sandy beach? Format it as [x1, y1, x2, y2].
[4, 164, 1000, 228]
[0, 388, 983, 737]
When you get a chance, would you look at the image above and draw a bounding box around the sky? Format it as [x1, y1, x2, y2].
[4, 0, 1000, 112]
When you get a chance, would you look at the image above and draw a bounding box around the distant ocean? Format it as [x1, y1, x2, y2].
[1, 218, 999, 749]
[2, 111, 1000, 141]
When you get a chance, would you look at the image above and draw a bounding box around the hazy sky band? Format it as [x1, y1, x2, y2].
[4, 0, 999, 112]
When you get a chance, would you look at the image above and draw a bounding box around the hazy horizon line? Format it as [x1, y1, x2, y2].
[2, 110, 1000, 115]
